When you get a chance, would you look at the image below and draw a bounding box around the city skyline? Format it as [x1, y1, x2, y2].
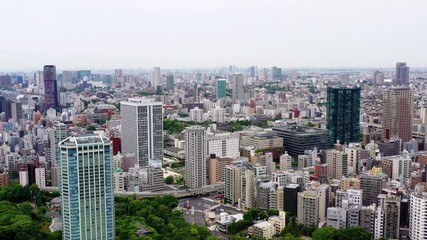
[1, 0, 427, 70]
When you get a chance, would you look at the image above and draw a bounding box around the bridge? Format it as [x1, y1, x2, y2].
[42, 183, 224, 199]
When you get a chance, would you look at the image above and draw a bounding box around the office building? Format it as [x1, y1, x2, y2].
[224, 164, 243, 205]
[113, 69, 123, 88]
[208, 155, 234, 184]
[185, 126, 207, 189]
[241, 131, 284, 159]
[346, 143, 369, 176]
[230, 74, 244, 101]
[279, 152, 292, 171]
[326, 149, 347, 180]
[395, 62, 409, 85]
[382, 155, 411, 180]
[151, 67, 161, 89]
[378, 194, 400, 240]
[19, 170, 28, 186]
[410, 183, 427, 240]
[10, 101, 22, 121]
[241, 169, 256, 209]
[360, 174, 385, 206]
[0, 173, 10, 186]
[327, 207, 347, 229]
[373, 70, 385, 85]
[248, 221, 276, 240]
[359, 204, 376, 234]
[211, 106, 225, 123]
[59, 135, 114, 240]
[35, 167, 46, 188]
[127, 166, 164, 192]
[43, 65, 60, 112]
[272, 66, 282, 81]
[189, 107, 204, 123]
[216, 79, 227, 99]
[256, 180, 277, 211]
[326, 87, 361, 145]
[48, 122, 69, 167]
[297, 190, 319, 227]
[166, 74, 174, 90]
[284, 184, 299, 217]
[273, 125, 329, 157]
[382, 87, 413, 142]
[121, 98, 163, 167]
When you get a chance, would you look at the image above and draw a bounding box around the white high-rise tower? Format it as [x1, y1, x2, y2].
[121, 98, 163, 167]
[185, 125, 207, 189]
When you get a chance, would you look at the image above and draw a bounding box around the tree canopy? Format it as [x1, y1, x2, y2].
[115, 195, 219, 240]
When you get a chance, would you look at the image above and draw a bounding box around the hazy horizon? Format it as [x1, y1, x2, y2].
[1, 0, 426, 71]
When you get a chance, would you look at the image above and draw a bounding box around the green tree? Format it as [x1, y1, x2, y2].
[312, 226, 338, 240]
[165, 176, 174, 184]
[267, 208, 280, 217]
[86, 125, 96, 131]
[337, 226, 372, 240]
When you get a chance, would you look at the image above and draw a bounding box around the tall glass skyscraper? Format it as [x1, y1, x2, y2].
[215, 79, 227, 99]
[59, 135, 114, 240]
[43, 65, 60, 112]
[326, 87, 361, 146]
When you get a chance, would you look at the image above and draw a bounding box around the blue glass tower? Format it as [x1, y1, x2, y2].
[59, 135, 114, 240]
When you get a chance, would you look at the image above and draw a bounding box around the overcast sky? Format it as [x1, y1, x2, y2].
[1, 0, 426, 71]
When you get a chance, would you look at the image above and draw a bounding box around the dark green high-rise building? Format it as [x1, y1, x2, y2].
[326, 86, 361, 146]
[166, 74, 174, 90]
[216, 79, 227, 99]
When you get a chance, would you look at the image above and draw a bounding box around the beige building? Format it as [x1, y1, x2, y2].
[240, 169, 255, 209]
[248, 221, 276, 239]
[208, 156, 234, 184]
[340, 176, 361, 190]
[268, 215, 286, 234]
[224, 165, 243, 205]
[280, 152, 292, 171]
[327, 149, 347, 180]
[276, 186, 284, 211]
[241, 132, 283, 150]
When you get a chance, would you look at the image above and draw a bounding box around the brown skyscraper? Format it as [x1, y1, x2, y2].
[382, 87, 413, 142]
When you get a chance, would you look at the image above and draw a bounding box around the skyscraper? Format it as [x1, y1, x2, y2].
[43, 65, 60, 112]
[272, 66, 282, 81]
[185, 125, 207, 189]
[121, 98, 163, 167]
[230, 74, 244, 101]
[382, 87, 413, 142]
[59, 135, 114, 240]
[152, 67, 161, 88]
[48, 122, 69, 168]
[326, 87, 361, 145]
[410, 183, 427, 240]
[395, 62, 409, 85]
[166, 74, 174, 90]
[113, 69, 122, 88]
[215, 79, 227, 99]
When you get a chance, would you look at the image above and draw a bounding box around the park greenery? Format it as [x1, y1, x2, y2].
[115, 195, 219, 240]
[164, 176, 174, 184]
[0, 184, 61, 240]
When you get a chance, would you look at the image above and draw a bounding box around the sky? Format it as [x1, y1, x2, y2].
[0, 0, 426, 71]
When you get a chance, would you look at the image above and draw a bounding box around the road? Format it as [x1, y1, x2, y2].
[42, 183, 224, 199]
[46, 211, 61, 232]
